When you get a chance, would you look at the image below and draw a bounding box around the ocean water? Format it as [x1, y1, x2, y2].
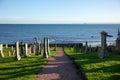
[0, 24, 120, 45]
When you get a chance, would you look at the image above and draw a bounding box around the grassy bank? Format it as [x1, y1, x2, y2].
[64, 47, 120, 80]
[0, 47, 56, 80]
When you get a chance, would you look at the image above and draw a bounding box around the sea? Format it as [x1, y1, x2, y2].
[0, 24, 120, 45]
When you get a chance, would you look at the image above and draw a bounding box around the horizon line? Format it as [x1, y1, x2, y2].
[0, 23, 120, 25]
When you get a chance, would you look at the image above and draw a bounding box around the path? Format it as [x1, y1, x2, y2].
[35, 47, 82, 80]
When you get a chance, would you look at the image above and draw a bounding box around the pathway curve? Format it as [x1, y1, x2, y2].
[35, 47, 82, 80]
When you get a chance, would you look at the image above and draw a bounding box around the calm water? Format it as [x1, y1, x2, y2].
[0, 24, 120, 45]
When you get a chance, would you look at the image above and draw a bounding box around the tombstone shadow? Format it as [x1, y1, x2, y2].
[0, 57, 46, 80]
[108, 75, 120, 80]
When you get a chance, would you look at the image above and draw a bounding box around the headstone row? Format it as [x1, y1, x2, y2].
[15, 42, 32, 61]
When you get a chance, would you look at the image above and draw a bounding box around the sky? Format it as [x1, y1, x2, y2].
[0, 0, 120, 24]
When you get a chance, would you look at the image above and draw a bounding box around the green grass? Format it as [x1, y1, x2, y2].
[50, 47, 57, 57]
[64, 47, 120, 80]
[0, 47, 56, 80]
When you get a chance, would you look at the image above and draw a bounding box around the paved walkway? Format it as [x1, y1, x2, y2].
[35, 47, 82, 80]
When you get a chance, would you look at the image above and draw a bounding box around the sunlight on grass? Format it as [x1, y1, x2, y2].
[0, 47, 56, 80]
[65, 47, 120, 80]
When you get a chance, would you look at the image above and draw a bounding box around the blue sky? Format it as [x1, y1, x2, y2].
[0, 0, 120, 24]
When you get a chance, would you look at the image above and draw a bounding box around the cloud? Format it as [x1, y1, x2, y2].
[0, 16, 76, 21]
[0, 16, 120, 24]
[0, 16, 27, 19]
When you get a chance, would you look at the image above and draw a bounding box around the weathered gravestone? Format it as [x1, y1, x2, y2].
[5, 44, 8, 48]
[12, 49, 15, 56]
[28, 46, 32, 56]
[85, 41, 88, 53]
[89, 45, 92, 53]
[24, 43, 29, 57]
[43, 37, 48, 58]
[73, 44, 77, 53]
[31, 44, 35, 53]
[46, 37, 50, 56]
[34, 37, 40, 56]
[20, 42, 24, 56]
[8, 51, 11, 56]
[116, 28, 120, 53]
[11, 46, 14, 51]
[15, 42, 21, 61]
[39, 43, 42, 55]
[0, 44, 4, 57]
[55, 41, 57, 51]
[98, 31, 112, 59]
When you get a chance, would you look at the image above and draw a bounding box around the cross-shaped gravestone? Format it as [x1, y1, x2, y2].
[98, 31, 113, 59]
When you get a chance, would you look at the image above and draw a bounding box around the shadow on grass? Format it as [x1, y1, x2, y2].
[85, 64, 120, 73]
[109, 75, 120, 80]
[0, 57, 47, 80]
[68, 52, 120, 65]
[0, 57, 14, 63]
[65, 49, 120, 80]
[0, 67, 42, 80]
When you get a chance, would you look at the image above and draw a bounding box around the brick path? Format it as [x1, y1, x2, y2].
[35, 47, 82, 80]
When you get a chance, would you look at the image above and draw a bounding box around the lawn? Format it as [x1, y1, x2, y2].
[0, 47, 56, 80]
[64, 47, 120, 80]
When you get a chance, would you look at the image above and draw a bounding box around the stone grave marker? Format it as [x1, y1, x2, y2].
[24, 43, 29, 57]
[98, 31, 112, 58]
[46, 37, 50, 56]
[0, 44, 4, 57]
[85, 41, 88, 53]
[15, 42, 21, 61]
[43, 37, 48, 58]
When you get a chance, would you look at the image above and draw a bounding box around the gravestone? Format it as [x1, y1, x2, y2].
[39, 43, 42, 55]
[11, 46, 14, 51]
[55, 43, 57, 51]
[80, 45, 84, 53]
[34, 37, 40, 56]
[31, 44, 35, 53]
[73, 44, 77, 53]
[15, 42, 21, 61]
[40, 40, 43, 54]
[98, 31, 108, 58]
[0, 44, 4, 57]
[24, 43, 29, 57]
[98, 31, 112, 58]
[20, 42, 24, 56]
[116, 28, 120, 53]
[5, 44, 8, 48]
[89, 45, 92, 53]
[85, 41, 88, 53]
[8, 51, 11, 56]
[43, 37, 48, 58]
[28, 46, 32, 56]
[46, 38, 50, 56]
[12, 49, 15, 56]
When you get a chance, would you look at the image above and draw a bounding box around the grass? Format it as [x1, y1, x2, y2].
[0, 47, 56, 80]
[64, 47, 120, 80]
[49, 47, 57, 57]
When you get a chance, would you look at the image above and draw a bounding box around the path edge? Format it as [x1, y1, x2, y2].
[63, 47, 88, 80]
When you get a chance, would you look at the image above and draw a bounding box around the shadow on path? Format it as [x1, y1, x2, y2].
[35, 47, 83, 80]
